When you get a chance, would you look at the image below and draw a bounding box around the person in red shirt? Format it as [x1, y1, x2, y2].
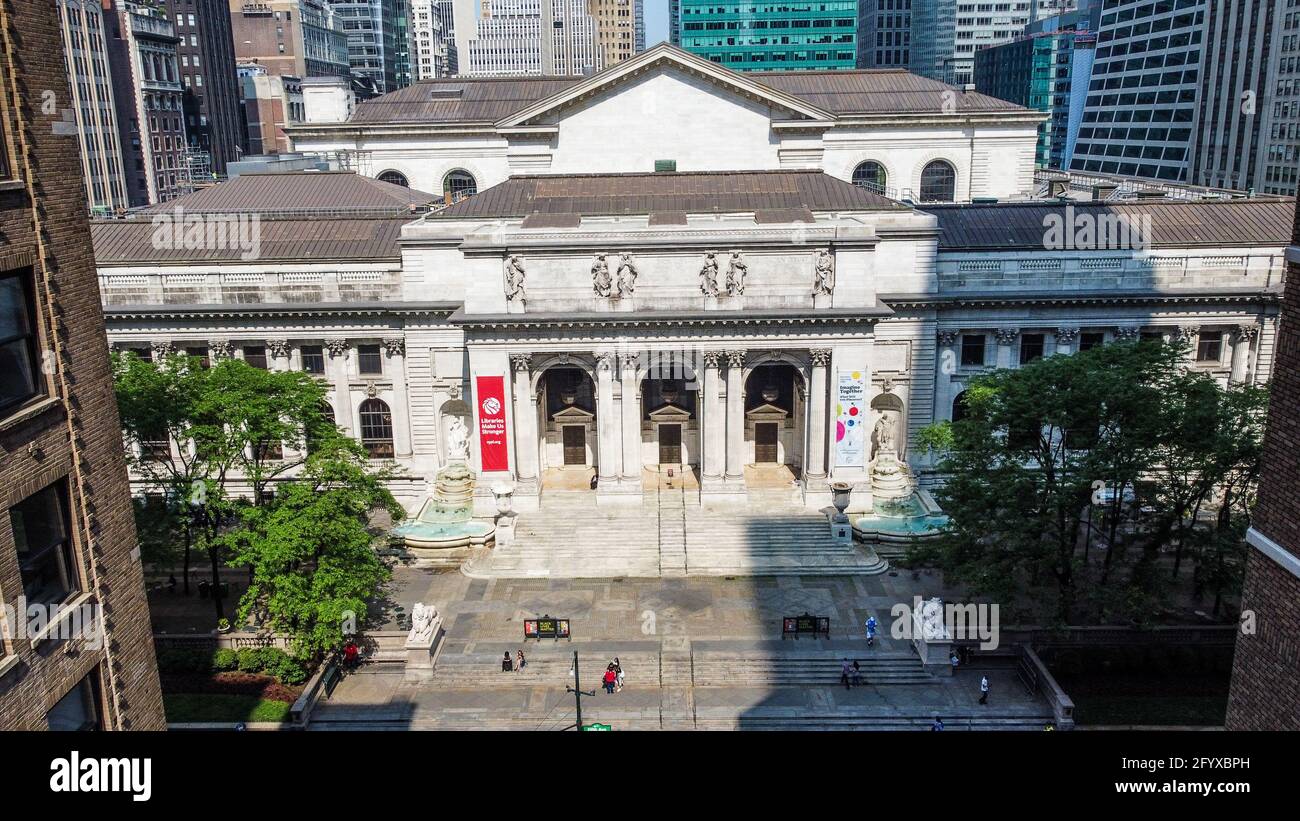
[343, 641, 359, 668]
[603, 666, 617, 694]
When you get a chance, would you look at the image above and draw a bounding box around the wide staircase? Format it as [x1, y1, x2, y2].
[465, 490, 888, 579]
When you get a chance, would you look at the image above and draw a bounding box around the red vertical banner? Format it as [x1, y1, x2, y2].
[476, 375, 509, 472]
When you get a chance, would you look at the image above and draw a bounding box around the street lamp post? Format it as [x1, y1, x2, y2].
[566, 650, 594, 731]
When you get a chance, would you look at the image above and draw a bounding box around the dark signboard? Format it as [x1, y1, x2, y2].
[782, 612, 830, 639]
[524, 615, 571, 640]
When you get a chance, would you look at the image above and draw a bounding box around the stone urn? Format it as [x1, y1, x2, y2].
[492, 482, 515, 516]
[830, 481, 852, 523]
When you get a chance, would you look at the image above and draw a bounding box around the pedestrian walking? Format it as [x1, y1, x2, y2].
[865, 615, 878, 646]
[502, 651, 513, 672]
[979, 675, 990, 705]
[840, 658, 853, 690]
[931, 716, 944, 731]
[851, 659, 863, 686]
[603, 665, 617, 694]
[950, 651, 959, 672]
[614, 657, 625, 692]
[515, 650, 526, 671]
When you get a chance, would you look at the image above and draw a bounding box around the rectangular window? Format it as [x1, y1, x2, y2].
[11, 481, 79, 606]
[1196, 332, 1222, 363]
[0, 268, 42, 415]
[243, 345, 268, 369]
[357, 344, 382, 375]
[184, 346, 210, 368]
[1020, 333, 1045, 364]
[1078, 332, 1105, 351]
[47, 670, 105, 731]
[960, 334, 986, 367]
[300, 345, 325, 375]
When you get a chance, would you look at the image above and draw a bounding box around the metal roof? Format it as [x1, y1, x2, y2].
[432, 170, 903, 219]
[91, 216, 412, 263]
[923, 199, 1296, 249]
[137, 171, 438, 216]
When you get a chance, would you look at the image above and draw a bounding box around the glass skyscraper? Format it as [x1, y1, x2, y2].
[677, 2, 859, 71]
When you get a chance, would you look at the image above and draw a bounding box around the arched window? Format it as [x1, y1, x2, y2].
[852, 161, 887, 194]
[920, 160, 957, 202]
[377, 170, 409, 187]
[951, 391, 970, 423]
[358, 398, 394, 458]
[443, 169, 476, 204]
[307, 402, 336, 453]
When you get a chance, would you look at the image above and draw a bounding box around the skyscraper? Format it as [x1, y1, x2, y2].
[229, 0, 351, 79]
[159, 0, 246, 178]
[454, 0, 601, 77]
[591, 0, 641, 67]
[677, 1, 858, 71]
[1067, 0, 1207, 182]
[0, 0, 165, 732]
[56, 0, 131, 213]
[328, 0, 403, 92]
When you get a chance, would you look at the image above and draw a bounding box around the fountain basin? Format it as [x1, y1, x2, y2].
[854, 489, 948, 556]
[390, 463, 496, 561]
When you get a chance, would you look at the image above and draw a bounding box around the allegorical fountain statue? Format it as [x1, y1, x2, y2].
[390, 413, 494, 560]
[870, 412, 909, 498]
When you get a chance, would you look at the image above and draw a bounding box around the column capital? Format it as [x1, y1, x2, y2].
[724, 349, 747, 368]
[150, 339, 176, 358]
[382, 337, 405, 358]
[809, 348, 832, 367]
[619, 351, 640, 372]
[595, 351, 618, 371]
[267, 339, 291, 359]
[1054, 327, 1079, 345]
[702, 350, 724, 368]
[993, 328, 1020, 346]
[1114, 326, 1142, 342]
[209, 339, 233, 359]
[1234, 324, 1260, 341]
[324, 338, 349, 358]
[510, 352, 532, 371]
[936, 330, 959, 347]
[1175, 324, 1201, 341]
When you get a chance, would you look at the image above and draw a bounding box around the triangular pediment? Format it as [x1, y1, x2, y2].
[496, 44, 833, 128]
[553, 405, 595, 422]
[746, 402, 790, 420]
[648, 402, 692, 421]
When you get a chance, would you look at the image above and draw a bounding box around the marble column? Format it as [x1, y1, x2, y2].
[1230, 324, 1259, 383]
[935, 330, 958, 423]
[701, 350, 725, 480]
[596, 352, 621, 482]
[994, 328, 1019, 369]
[325, 338, 353, 436]
[383, 338, 412, 458]
[1054, 327, 1079, 356]
[806, 348, 831, 480]
[619, 352, 642, 486]
[1175, 324, 1201, 364]
[724, 350, 746, 482]
[510, 353, 538, 485]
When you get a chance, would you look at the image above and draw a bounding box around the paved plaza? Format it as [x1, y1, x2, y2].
[309, 568, 1055, 730]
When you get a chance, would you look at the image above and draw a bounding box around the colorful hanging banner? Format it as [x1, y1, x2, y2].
[834, 370, 867, 467]
[476, 375, 509, 472]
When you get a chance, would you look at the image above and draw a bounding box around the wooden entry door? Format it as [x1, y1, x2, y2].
[755, 422, 779, 463]
[658, 424, 682, 464]
[562, 425, 586, 465]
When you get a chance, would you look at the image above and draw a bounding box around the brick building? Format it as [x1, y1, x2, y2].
[0, 0, 164, 729]
[1226, 194, 1300, 731]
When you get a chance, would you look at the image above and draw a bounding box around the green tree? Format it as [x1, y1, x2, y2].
[113, 352, 349, 622]
[221, 437, 401, 661]
[912, 340, 1265, 625]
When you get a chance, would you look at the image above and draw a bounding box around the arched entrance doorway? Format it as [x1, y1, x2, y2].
[743, 362, 805, 488]
[639, 354, 701, 490]
[537, 365, 597, 491]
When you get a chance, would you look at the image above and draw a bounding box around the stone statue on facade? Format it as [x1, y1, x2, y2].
[814, 249, 835, 295]
[874, 414, 896, 453]
[504, 254, 526, 301]
[726, 250, 747, 296]
[446, 415, 469, 462]
[616, 253, 638, 297]
[700, 251, 720, 296]
[592, 253, 612, 297]
[409, 602, 438, 644]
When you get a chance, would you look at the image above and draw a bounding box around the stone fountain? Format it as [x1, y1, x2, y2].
[853, 413, 949, 557]
[391, 461, 496, 562]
